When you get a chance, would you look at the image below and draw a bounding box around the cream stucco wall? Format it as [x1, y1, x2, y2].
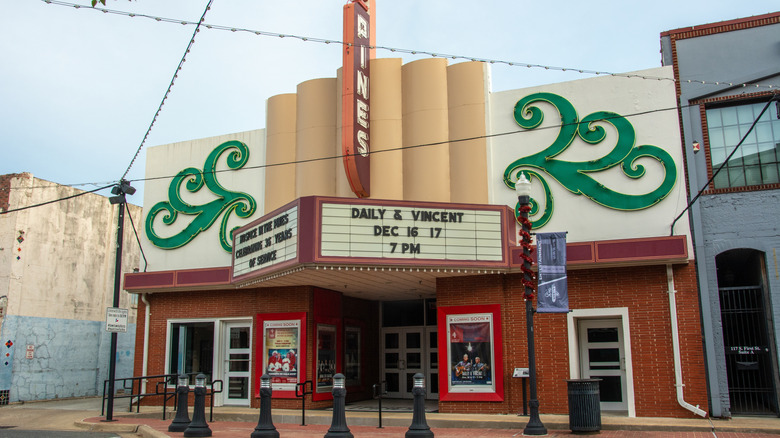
[140, 62, 693, 272]
[488, 66, 693, 248]
[143, 130, 265, 270]
[0, 173, 140, 321]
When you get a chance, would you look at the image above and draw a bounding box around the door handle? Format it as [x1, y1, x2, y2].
[399, 359, 406, 370]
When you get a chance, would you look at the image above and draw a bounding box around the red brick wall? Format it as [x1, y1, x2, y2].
[133, 286, 382, 410]
[0, 173, 31, 211]
[436, 263, 707, 418]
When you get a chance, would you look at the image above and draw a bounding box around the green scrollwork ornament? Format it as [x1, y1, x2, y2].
[145, 140, 257, 252]
[504, 93, 677, 228]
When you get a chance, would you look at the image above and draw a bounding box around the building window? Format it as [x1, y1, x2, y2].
[706, 100, 780, 189]
[169, 322, 214, 384]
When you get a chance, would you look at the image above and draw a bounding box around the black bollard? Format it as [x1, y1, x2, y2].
[324, 373, 353, 438]
[251, 374, 279, 438]
[184, 373, 212, 437]
[405, 373, 433, 438]
[168, 374, 191, 432]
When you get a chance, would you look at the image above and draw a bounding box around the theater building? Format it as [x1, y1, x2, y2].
[125, 20, 707, 416]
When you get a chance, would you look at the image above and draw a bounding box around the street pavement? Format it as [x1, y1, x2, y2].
[2, 397, 780, 438]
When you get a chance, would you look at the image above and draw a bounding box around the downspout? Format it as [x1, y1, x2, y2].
[140, 293, 151, 396]
[667, 264, 707, 417]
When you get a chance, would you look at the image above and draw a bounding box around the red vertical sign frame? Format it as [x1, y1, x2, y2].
[342, 0, 371, 198]
[255, 312, 307, 399]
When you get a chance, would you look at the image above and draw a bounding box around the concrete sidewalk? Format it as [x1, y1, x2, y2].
[3, 397, 780, 437]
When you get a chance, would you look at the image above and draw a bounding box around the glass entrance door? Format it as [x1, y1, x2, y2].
[578, 319, 627, 411]
[223, 322, 251, 406]
[382, 327, 437, 399]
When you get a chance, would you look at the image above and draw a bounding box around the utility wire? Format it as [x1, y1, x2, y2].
[120, 0, 214, 181]
[42, 0, 778, 91]
[670, 94, 780, 236]
[123, 101, 694, 186]
[2, 100, 696, 193]
[124, 202, 148, 272]
[0, 183, 114, 214]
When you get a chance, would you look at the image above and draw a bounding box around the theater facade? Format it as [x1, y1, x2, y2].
[125, 57, 708, 417]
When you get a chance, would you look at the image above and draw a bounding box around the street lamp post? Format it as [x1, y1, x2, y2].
[516, 172, 547, 436]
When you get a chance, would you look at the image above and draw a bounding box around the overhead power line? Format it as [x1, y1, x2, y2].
[120, 0, 215, 180]
[42, 0, 778, 90]
[0, 183, 114, 214]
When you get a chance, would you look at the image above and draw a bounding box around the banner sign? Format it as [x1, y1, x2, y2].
[536, 232, 569, 313]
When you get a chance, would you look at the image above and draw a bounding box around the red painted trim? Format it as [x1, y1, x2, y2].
[255, 312, 307, 399]
[595, 236, 687, 263]
[124, 267, 232, 291]
[437, 304, 504, 402]
[177, 267, 231, 286]
[123, 271, 175, 289]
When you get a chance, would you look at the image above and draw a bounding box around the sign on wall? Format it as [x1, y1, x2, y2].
[447, 313, 495, 393]
[438, 304, 504, 402]
[320, 202, 504, 261]
[105, 307, 128, 333]
[233, 205, 298, 278]
[342, 0, 372, 197]
[262, 319, 302, 392]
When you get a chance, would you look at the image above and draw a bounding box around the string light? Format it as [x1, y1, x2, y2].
[42, 0, 779, 91]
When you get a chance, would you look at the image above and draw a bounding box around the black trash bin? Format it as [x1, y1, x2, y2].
[567, 379, 601, 433]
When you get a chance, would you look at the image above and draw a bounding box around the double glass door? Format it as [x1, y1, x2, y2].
[382, 327, 438, 399]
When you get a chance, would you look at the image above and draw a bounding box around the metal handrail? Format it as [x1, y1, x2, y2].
[296, 380, 313, 426]
[373, 381, 387, 428]
[102, 373, 222, 421]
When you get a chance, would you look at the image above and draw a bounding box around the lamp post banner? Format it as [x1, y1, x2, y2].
[536, 232, 569, 313]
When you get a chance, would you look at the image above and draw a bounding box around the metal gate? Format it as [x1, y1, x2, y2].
[720, 286, 779, 415]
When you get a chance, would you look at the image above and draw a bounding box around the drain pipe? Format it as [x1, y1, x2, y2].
[667, 264, 707, 417]
[140, 293, 151, 396]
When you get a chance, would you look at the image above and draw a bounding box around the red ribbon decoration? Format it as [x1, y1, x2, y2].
[518, 204, 536, 300]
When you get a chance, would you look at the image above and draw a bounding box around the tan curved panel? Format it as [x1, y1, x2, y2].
[265, 93, 297, 214]
[335, 67, 355, 198]
[369, 58, 403, 200]
[448, 61, 488, 204]
[402, 58, 450, 202]
[296, 78, 338, 198]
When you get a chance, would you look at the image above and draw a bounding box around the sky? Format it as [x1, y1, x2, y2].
[2, 0, 777, 205]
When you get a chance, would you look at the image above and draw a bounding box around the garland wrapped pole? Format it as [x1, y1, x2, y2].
[516, 172, 547, 436]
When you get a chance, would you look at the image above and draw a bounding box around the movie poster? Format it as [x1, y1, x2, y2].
[263, 320, 300, 391]
[447, 313, 494, 393]
[316, 324, 337, 393]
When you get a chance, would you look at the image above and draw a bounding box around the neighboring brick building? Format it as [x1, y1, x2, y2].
[124, 28, 708, 418]
[661, 12, 780, 418]
[0, 173, 141, 403]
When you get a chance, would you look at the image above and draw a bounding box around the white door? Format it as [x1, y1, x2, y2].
[222, 322, 251, 406]
[578, 319, 627, 411]
[382, 327, 424, 399]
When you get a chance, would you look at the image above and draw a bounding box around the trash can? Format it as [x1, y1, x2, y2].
[567, 379, 601, 433]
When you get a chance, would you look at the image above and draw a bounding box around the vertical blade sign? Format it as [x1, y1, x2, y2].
[342, 0, 371, 197]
